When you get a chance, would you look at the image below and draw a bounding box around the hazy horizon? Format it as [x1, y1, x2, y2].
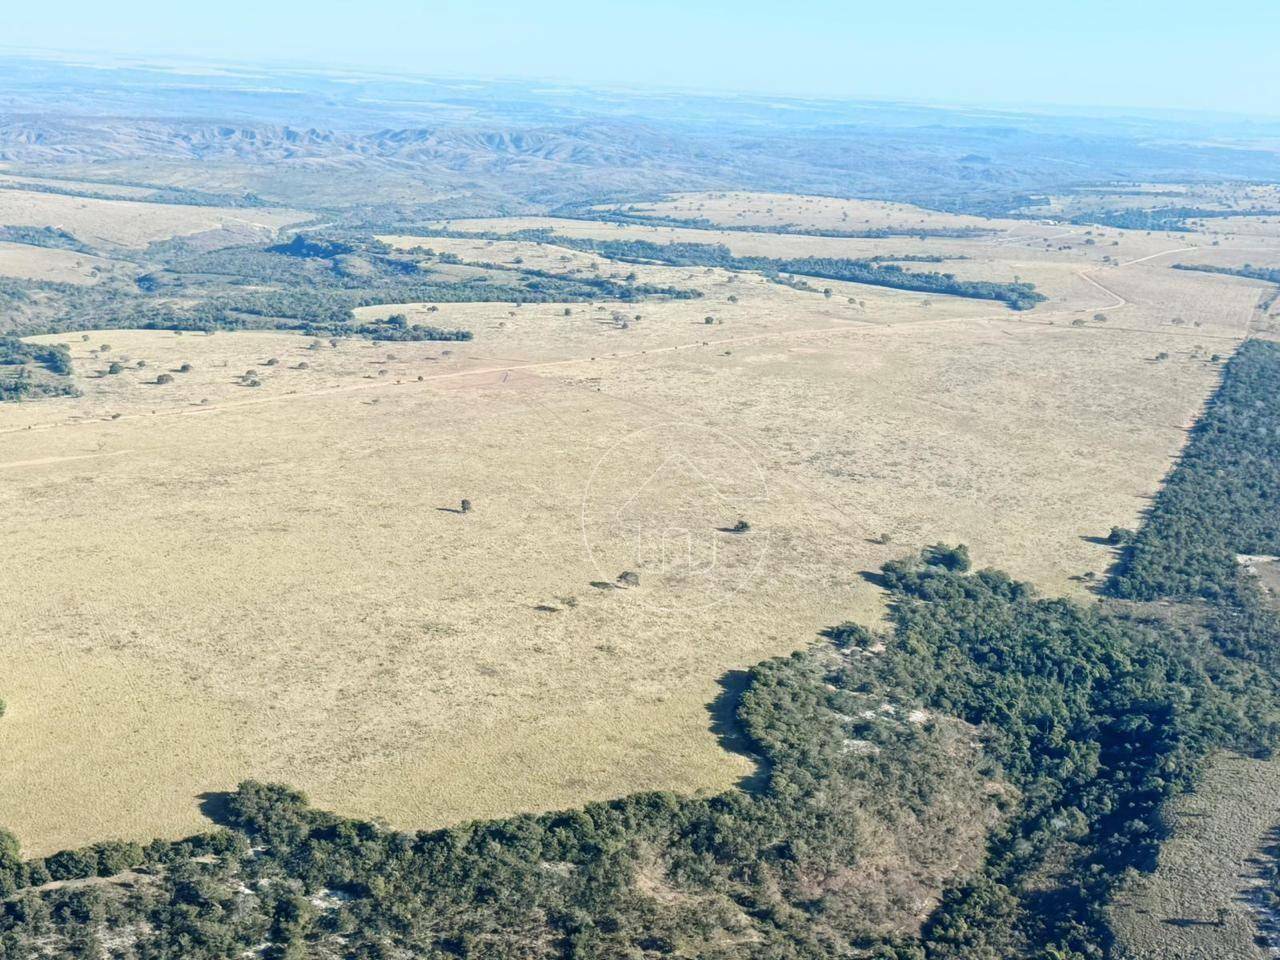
[7, 0, 1280, 118]
[5, 45, 1280, 126]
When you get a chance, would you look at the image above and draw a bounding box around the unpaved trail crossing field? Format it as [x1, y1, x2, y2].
[1, 196, 1276, 855]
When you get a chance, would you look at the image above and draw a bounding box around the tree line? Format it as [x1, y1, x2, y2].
[426, 229, 1046, 310]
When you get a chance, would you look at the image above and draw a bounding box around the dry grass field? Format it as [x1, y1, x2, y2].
[592, 192, 1001, 234]
[1, 193, 1276, 856]
[0, 187, 306, 250]
[431, 211, 1232, 275]
[1110, 752, 1280, 960]
[0, 172, 162, 200]
[0, 240, 131, 284]
[1038, 182, 1280, 217]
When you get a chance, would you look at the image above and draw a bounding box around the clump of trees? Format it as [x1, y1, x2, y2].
[0, 337, 77, 401]
[921, 542, 970, 571]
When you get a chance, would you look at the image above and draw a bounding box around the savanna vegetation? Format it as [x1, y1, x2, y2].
[4, 339, 1280, 957]
[426, 230, 1047, 309]
[0, 232, 702, 346]
[0, 226, 97, 253]
[0, 335, 76, 401]
[1074, 207, 1280, 232]
[1172, 263, 1280, 287]
[552, 205, 997, 240]
[1109, 339, 1280, 601]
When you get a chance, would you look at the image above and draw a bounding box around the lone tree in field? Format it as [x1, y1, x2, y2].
[617, 570, 640, 587]
[728, 519, 751, 534]
[155, 373, 174, 385]
[460, 499, 472, 514]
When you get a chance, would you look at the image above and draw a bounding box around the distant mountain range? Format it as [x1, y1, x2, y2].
[0, 53, 1276, 217]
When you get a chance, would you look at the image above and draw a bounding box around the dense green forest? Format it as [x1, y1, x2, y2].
[1109, 339, 1280, 601]
[4, 343, 1280, 956]
[427, 230, 1046, 310]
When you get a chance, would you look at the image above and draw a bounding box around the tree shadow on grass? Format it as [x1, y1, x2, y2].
[196, 791, 236, 828]
[707, 670, 771, 795]
[859, 569, 891, 590]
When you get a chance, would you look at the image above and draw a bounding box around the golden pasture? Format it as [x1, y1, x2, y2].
[0, 194, 1274, 855]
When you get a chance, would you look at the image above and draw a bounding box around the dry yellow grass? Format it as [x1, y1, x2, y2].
[0, 173, 161, 199]
[0, 187, 306, 250]
[1109, 752, 1280, 960]
[429, 211, 1219, 279]
[0, 241, 132, 285]
[0, 196, 1275, 857]
[1042, 182, 1280, 218]
[593, 191, 1002, 234]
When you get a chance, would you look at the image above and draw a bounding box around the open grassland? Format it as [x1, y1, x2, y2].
[1110, 752, 1280, 960]
[591, 191, 1002, 234]
[0, 187, 306, 250]
[0, 241, 132, 285]
[0, 171, 162, 200]
[431, 211, 1226, 274]
[1, 195, 1277, 856]
[1037, 182, 1280, 218]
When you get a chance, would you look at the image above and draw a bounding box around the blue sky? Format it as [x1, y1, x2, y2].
[8, 0, 1280, 115]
